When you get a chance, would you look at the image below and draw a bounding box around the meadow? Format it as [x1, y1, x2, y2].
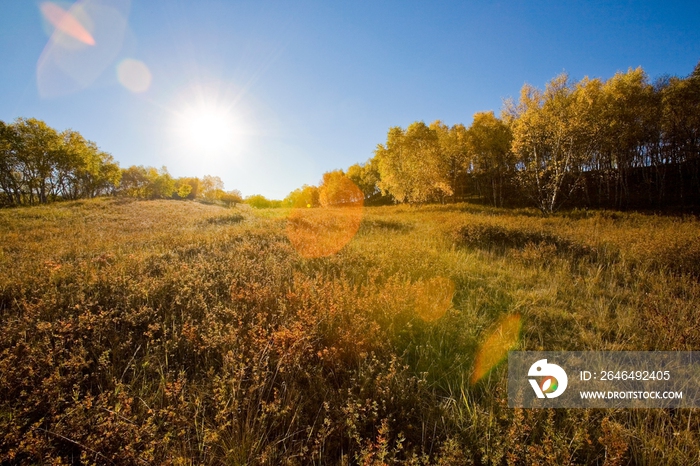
[1, 198, 700, 465]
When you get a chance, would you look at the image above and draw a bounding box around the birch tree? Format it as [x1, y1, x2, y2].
[466, 112, 513, 207]
[506, 74, 600, 214]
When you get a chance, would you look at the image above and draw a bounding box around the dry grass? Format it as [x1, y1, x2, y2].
[1, 198, 699, 464]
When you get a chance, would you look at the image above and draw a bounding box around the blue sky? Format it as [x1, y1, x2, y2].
[1, 0, 699, 199]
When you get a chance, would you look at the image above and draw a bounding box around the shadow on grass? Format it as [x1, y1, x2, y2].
[204, 214, 245, 226]
[359, 219, 413, 233]
[455, 223, 608, 263]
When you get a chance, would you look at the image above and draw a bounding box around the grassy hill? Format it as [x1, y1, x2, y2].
[1, 198, 700, 464]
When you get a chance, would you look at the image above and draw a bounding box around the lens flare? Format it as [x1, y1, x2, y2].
[413, 277, 455, 322]
[470, 313, 522, 385]
[117, 58, 152, 93]
[286, 181, 364, 258]
[37, 0, 130, 98]
[40, 2, 96, 46]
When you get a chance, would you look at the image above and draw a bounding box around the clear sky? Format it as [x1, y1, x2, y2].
[1, 0, 699, 199]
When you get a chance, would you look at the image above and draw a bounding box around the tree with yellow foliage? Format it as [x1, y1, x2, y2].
[465, 112, 513, 207]
[376, 122, 452, 204]
[318, 170, 363, 207]
[506, 74, 601, 214]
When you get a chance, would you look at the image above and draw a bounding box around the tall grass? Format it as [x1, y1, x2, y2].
[1, 198, 699, 464]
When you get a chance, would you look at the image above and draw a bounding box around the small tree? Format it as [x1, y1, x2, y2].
[146, 166, 176, 199]
[177, 184, 192, 199]
[120, 166, 149, 197]
[246, 194, 272, 208]
[284, 185, 320, 208]
[201, 175, 224, 201]
[175, 176, 201, 199]
[221, 189, 242, 207]
[318, 170, 363, 207]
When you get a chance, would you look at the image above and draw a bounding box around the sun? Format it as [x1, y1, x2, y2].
[168, 84, 254, 167]
[186, 109, 231, 151]
[177, 104, 235, 153]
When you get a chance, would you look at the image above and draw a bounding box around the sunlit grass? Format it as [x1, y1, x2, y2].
[1, 199, 699, 464]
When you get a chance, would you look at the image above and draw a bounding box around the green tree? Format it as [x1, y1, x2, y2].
[146, 166, 176, 199]
[59, 130, 120, 199]
[120, 166, 149, 197]
[119, 166, 174, 199]
[95, 152, 121, 196]
[0, 121, 22, 205]
[11, 118, 63, 204]
[0, 118, 115, 204]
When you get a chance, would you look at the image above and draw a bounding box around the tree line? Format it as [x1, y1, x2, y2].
[0, 118, 120, 205]
[288, 61, 700, 214]
[0, 118, 243, 207]
[119, 166, 242, 206]
[5, 61, 699, 213]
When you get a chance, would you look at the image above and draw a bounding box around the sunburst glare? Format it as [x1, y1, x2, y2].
[174, 102, 237, 156]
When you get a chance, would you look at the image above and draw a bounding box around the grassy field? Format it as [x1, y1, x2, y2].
[1, 198, 700, 465]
